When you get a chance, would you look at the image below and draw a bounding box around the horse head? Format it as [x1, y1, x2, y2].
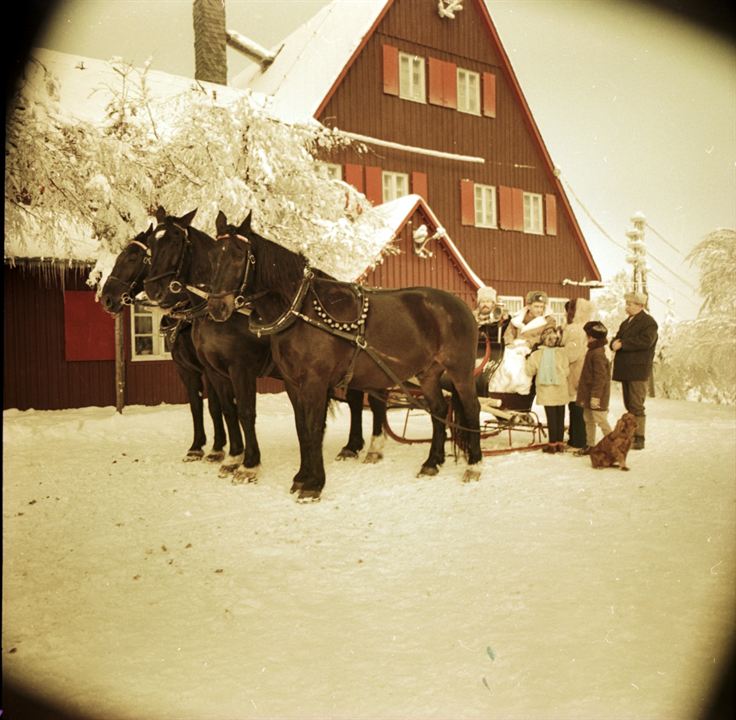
[100, 224, 154, 314]
[207, 210, 255, 323]
[144, 207, 198, 306]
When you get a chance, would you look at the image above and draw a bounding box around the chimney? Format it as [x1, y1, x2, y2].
[193, 0, 227, 84]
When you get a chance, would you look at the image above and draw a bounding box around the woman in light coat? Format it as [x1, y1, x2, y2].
[561, 297, 595, 449]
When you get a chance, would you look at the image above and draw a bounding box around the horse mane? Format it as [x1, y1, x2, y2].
[249, 229, 310, 294]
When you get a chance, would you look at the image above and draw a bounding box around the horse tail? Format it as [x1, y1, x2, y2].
[450, 384, 471, 460]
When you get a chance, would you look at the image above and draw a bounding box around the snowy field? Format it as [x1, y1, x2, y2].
[3, 390, 735, 720]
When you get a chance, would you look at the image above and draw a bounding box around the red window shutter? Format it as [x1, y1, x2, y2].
[383, 45, 399, 96]
[64, 291, 115, 361]
[411, 171, 428, 200]
[460, 179, 475, 226]
[483, 72, 496, 118]
[428, 57, 444, 106]
[512, 188, 524, 231]
[344, 164, 364, 193]
[365, 166, 383, 205]
[443, 61, 457, 109]
[545, 193, 558, 235]
[499, 185, 514, 229]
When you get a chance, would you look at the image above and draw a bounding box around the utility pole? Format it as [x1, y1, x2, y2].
[625, 211, 648, 299]
[625, 211, 655, 396]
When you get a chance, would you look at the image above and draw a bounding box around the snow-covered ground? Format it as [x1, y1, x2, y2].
[3, 391, 735, 720]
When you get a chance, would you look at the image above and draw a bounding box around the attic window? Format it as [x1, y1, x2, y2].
[399, 53, 426, 103]
[474, 184, 497, 228]
[457, 68, 480, 115]
[523, 192, 544, 235]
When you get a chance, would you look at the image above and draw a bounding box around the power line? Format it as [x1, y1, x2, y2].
[560, 173, 698, 293]
[645, 222, 686, 259]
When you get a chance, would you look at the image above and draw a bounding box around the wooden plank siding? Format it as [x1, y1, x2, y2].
[317, 0, 594, 302]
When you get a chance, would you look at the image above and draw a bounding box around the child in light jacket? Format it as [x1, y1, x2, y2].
[525, 326, 570, 453]
[575, 321, 613, 455]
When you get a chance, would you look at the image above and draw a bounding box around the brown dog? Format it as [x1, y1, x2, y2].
[590, 412, 638, 471]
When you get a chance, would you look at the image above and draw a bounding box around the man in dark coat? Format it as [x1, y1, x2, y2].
[611, 291, 658, 449]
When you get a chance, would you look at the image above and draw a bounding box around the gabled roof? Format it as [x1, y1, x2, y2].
[233, 0, 389, 123]
[356, 194, 484, 291]
[233, 0, 600, 280]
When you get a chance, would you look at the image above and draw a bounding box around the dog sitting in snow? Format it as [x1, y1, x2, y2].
[590, 412, 638, 471]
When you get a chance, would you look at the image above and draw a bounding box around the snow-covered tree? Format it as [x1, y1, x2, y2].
[5, 56, 392, 287]
[654, 229, 736, 404]
[590, 270, 629, 333]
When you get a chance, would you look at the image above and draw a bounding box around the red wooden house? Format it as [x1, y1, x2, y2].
[235, 0, 601, 316]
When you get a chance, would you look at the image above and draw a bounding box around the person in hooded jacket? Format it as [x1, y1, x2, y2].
[562, 297, 595, 449]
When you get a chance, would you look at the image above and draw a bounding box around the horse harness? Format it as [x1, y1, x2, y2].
[106, 239, 151, 305]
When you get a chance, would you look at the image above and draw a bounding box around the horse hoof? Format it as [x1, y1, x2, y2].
[218, 464, 239, 478]
[206, 451, 225, 463]
[296, 489, 322, 503]
[183, 450, 204, 462]
[363, 452, 383, 464]
[290, 482, 303, 495]
[336, 447, 359, 461]
[232, 466, 259, 484]
[418, 465, 439, 477]
[462, 467, 482, 483]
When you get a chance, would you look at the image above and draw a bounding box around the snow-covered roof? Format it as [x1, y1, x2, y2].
[29, 47, 247, 127]
[357, 194, 483, 290]
[232, 0, 388, 123]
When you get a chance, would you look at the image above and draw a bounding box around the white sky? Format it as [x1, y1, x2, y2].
[36, 0, 736, 321]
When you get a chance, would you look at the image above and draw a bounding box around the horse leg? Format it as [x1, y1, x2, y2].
[336, 389, 365, 460]
[417, 369, 449, 477]
[174, 363, 207, 461]
[203, 375, 227, 460]
[363, 391, 387, 464]
[231, 371, 261, 485]
[284, 379, 329, 502]
[205, 372, 244, 476]
[449, 376, 484, 482]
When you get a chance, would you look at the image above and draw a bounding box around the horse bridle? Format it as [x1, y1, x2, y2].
[146, 222, 192, 295]
[107, 239, 151, 305]
[211, 232, 261, 309]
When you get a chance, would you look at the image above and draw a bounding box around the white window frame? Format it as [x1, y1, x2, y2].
[382, 171, 410, 203]
[399, 52, 426, 104]
[549, 298, 568, 327]
[130, 304, 172, 361]
[498, 295, 524, 317]
[319, 163, 343, 181]
[474, 183, 497, 228]
[457, 67, 481, 115]
[523, 192, 544, 235]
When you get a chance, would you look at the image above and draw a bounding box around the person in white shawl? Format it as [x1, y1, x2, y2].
[488, 290, 557, 395]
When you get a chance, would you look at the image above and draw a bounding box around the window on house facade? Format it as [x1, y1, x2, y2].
[131, 304, 172, 361]
[523, 192, 544, 234]
[382, 171, 410, 202]
[549, 298, 568, 327]
[473, 183, 497, 228]
[457, 68, 481, 115]
[498, 296, 524, 316]
[399, 52, 426, 103]
[319, 163, 343, 181]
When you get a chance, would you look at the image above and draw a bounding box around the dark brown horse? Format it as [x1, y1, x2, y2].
[205, 211, 483, 501]
[101, 226, 228, 463]
[141, 209, 387, 482]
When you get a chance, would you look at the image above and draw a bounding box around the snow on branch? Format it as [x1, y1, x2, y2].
[5, 54, 393, 286]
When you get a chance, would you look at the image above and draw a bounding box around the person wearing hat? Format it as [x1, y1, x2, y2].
[575, 321, 613, 455]
[610, 291, 658, 449]
[489, 289, 556, 395]
[503, 290, 557, 349]
[472, 285, 509, 396]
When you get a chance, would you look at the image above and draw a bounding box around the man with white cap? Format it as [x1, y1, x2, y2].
[610, 291, 658, 449]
